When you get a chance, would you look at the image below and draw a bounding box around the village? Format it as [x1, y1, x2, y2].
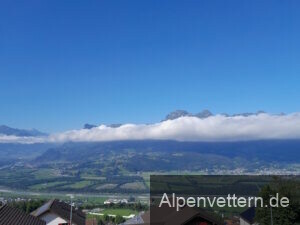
[0, 195, 276, 225]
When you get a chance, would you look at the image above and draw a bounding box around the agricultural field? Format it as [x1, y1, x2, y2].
[0, 165, 149, 194]
[101, 208, 138, 216]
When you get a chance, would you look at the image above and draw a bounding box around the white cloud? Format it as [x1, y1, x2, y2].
[0, 135, 46, 144]
[1, 113, 300, 144]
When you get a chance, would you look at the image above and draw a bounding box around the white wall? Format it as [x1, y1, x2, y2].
[240, 218, 259, 225]
[240, 218, 250, 225]
[40, 212, 68, 225]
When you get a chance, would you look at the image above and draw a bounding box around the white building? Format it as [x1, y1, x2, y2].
[104, 198, 128, 205]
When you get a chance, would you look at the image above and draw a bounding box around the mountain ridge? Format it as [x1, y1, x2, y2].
[0, 125, 46, 137]
[83, 109, 268, 128]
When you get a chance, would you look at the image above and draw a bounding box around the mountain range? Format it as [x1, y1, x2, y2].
[163, 109, 267, 120]
[0, 125, 46, 137]
[82, 109, 268, 129]
[35, 139, 300, 166]
[1, 139, 299, 194]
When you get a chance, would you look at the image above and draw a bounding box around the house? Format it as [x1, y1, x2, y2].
[104, 199, 128, 205]
[31, 199, 86, 225]
[125, 206, 223, 225]
[224, 216, 240, 225]
[240, 207, 257, 225]
[85, 218, 98, 225]
[0, 204, 46, 225]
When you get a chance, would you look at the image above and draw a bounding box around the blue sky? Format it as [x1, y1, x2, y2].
[0, 0, 299, 132]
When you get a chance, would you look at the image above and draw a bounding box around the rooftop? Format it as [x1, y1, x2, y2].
[0, 204, 46, 225]
[31, 199, 86, 225]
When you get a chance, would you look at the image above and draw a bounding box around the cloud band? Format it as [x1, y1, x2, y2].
[1, 113, 300, 144]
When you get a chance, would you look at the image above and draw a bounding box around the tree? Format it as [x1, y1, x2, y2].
[128, 196, 135, 202]
[8, 199, 45, 213]
[255, 185, 275, 225]
[102, 213, 109, 222]
[115, 215, 125, 224]
[255, 179, 299, 225]
[97, 217, 104, 225]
